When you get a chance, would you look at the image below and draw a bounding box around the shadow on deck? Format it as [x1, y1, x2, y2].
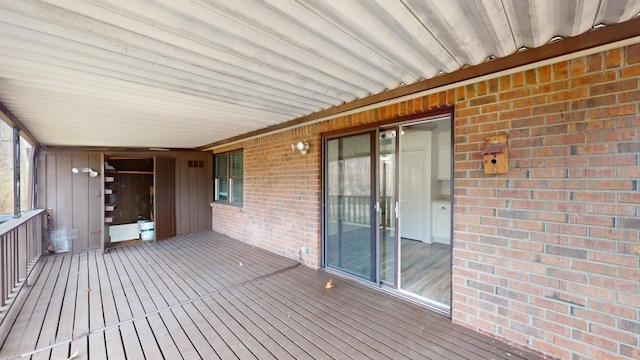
[0, 231, 542, 360]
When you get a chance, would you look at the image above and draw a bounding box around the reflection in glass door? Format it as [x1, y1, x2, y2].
[324, 132, 376, 281]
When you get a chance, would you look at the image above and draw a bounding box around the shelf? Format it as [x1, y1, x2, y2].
[105, 204, 117, 212]
[105, 216, 116, 223]
[105, 176, 115, 183]
[104, 188, 114, 195]
[117, 170, 154, 175]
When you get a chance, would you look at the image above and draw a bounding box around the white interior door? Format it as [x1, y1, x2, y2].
[400, 150, 426, 241]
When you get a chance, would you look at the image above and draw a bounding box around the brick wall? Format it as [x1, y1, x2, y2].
[212, 127, 323, 267]
[212, 43, 640, 359]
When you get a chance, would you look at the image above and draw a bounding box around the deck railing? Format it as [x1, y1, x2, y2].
[0, 209, 44, 312]
[327, 195, 394, 227]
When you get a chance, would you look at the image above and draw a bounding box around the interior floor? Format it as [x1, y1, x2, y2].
[400, 239, 451, 305]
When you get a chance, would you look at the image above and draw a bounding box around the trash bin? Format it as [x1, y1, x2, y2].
[138, 220, 155, 241]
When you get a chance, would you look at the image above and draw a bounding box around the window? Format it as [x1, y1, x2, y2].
[0, 119, 14, 217]
[19, 135, 33, 212]
[214, 150, 243, 205]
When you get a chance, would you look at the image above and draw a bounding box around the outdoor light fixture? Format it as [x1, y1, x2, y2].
[72, 167, 99, 177]
[291, 141, 310, 155]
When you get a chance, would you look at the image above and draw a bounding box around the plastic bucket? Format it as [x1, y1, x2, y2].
[138, 221, 155, 241]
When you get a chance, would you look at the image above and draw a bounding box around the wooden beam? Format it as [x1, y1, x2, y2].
[196, 17, 640, 151]
[0, 101, 39, 147]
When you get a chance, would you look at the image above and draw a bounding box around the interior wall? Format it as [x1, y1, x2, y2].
[38, 150, 212, 251]
[211, 43, 640, 360]
[399, 129, 432, 242]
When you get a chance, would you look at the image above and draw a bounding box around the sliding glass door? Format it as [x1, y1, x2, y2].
[323, 117, 452, 312]
[324, 131, 376, 281]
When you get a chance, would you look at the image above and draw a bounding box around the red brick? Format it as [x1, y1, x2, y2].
[570, 214, 615, 227]
[619, 89, 640, 103]
[531, 190, 569, 201]
[530, 274, 567, 291]
[619, 293, 640, 308]
[533, 318, 570, 337]
[591, 324, 638, 345]
[538, 65, 552, 82]
[591, 299, 639, 320]
[586, 180, 637, 191]
[625, 43, 640, 64]
[621, 63, 640, 78]
[587, 53, 603, 72]
[544, 133, 585, 146]
[571, 307, 615, 326]
[531, 339, 570, 359]
[589, 154, 638, 166]
[553, 61, 569, 80]
[513, 71, 524, 87]
[574, 330, 617, 352]
[546, 311, 588, 331]
[571, 94, 616, 109]
[590, 227, 637, 242]
[572, 260, 616, 277]
[525, 69, 537, 85]
[589, 251, 638, 267]
[590, 347, 632, 360]
[572, 238, 617, 254]
[620, 345, 640, 359]
[588, 104, 637, 119]
[590, 275, 638, 293]
[487, 78, 499, 93]
[618, 192, 640, 204]
[570, 58, 586, 77]
[590, 79, 638, 96]
[498, 88, 531, 102]
[604, 48, 622, 68]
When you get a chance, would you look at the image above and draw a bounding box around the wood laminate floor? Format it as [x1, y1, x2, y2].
[0, 231, 541, 360]
[400, 239, 451, 305]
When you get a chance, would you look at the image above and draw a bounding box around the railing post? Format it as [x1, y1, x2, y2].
[1, 235, 5, 307]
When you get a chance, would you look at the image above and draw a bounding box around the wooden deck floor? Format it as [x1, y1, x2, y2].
[0, 231, 542, 360]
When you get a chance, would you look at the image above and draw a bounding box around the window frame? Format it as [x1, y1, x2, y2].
[214, 149, 243, 206]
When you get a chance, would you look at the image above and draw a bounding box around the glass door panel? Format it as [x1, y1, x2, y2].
[379, 130, 397, 285]
[325, 132, 376, 281]
[398, 119, 452, 309]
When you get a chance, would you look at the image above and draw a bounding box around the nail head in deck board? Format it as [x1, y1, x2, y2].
[0, 231, 544, 360]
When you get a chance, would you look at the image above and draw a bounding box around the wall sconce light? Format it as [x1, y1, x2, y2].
[72, 167, 99, 177]
[291, 141, 310, 155]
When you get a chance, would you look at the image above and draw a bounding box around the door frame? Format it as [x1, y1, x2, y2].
[321, 111, 454, 306]
[378, 126, 401, 288]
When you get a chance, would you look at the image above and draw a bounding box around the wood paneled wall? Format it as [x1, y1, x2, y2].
[38, 150, 212, 252]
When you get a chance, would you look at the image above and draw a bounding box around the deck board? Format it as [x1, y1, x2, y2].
[0, 231, 544, 360]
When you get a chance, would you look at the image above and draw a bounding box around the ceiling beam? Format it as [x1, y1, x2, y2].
[0, 101, 39, 146]
[196, 17, 640, 151]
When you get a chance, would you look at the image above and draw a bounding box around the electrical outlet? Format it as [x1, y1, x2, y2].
[300, 246, 309, 254]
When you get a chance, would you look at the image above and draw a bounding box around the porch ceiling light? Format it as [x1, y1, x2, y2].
[291, 141, 309, 155]
[72, 167, 99, 177]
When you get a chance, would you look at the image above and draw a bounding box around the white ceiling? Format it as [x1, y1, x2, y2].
[0, 0, 638, 149]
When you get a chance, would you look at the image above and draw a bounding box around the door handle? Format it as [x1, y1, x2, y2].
[395, 201, 399, 218]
